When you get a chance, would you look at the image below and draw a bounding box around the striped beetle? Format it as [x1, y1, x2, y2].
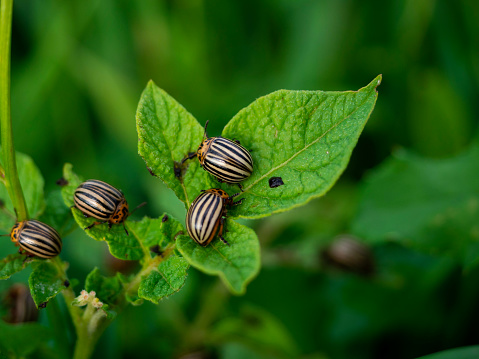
[10, 220, 62, 259]
[73, 179, 145, 236]
[186, 189, 244, 247]
[181, 121, 253, 189]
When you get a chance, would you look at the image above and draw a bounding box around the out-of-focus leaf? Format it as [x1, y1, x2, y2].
[416, 346, 479, 359]
[28, 260, 68, 307]
[138, 254, 189, 304]
[0, 321, 51, 358]
[177, 220, 260, 294]
[39, 189, 76, 237]
[0, 152, 46, 232]
[212, 305, 298, 358]
[352, 145, 479, 268]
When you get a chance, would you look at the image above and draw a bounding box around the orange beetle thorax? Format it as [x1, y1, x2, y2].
[10, 221, 25, 245]
[110, 198, 129, 224]
[197, 138, 214, 165]
[205, 188, 229, 199]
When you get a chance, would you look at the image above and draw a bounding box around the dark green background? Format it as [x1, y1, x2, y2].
[2, 0, 479, 358]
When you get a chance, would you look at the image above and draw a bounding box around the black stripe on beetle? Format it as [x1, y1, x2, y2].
[180, 121, 253, 188]
[10, 220, 62, 259]
[186, 189, 244, 247]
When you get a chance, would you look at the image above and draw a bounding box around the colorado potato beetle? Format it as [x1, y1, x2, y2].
[186, 189, 244, 247]
[181, 121, 253, 188]
[10, 220, 62, 259]
[73, 179, 145, 235]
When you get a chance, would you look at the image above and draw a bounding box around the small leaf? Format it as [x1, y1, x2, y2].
[0, 322, 51, 357]
[0, 151, 46, 232]
[138, 254, 189, 303]
[223, 75, 381, 218]
[0, 254, 36, 280]
[416, 346, 479, 359]
[176, 220, 260, 294]
[28, 260, 68, 308]
[60, 162, 83, 208]
[85, 267, 123, 305]
[136, 80, 217, 207]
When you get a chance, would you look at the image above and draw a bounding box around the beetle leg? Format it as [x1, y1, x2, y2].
[122, 223, 129, 236]
[233, 138, 241, 145]
[204, 120, 210, 139]
[218, 217, 230, 246]
[216, 177, 224, 183]
[232, 198, 244, 206]
[238, 183, 244, 192]
[84, 221, 107, 231]
[83, 213, 90, 218]
[180, 152, 198, 165]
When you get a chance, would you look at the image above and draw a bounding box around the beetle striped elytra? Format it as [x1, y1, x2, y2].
[186, 188, 244, 247]
[73, 179, 145, 236]
[9, 220, 62, 259]
[181, 121, 253, 189]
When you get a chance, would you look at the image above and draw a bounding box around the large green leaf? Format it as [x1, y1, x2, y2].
[28, 260, 69, 308]
[0, 253, 36, 280]
[136, 81, 216, 207]
[176, 220, 260, 294]
[352, 145, 479, 266]
[224, 76, 381, 218]
[0, 151, 45, 232]
[138, 254, 189, 303]
[416, 346, 479, 359]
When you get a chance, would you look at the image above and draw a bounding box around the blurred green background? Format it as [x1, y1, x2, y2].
[2, 0, 479, 358]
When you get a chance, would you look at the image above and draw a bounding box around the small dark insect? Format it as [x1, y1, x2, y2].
[186, 189, 244, 247]
[64, 280, 70, 288]
[180, 121, 253, 190]
[269, 177, 284, 188]
[73, 179, 146, 235]
[173, 162, 182, 179]
[39, 302, 48, 309]
[321, 236, 375, 277]
[162, 214, 169, 222]
[8, 220, 62, 259]
[56, 177, 68, 186]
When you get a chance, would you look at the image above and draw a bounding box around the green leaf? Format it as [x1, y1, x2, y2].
[0, 151, 46, 232]
[0, 253, 36, 280]
[352, 145, 479, 260]
[136, 80, 216, 208]
[60, 162, 83, 208]
[85, 267, 123, 305]
[416, 346, 479, 359]
[224, 75, 381, 218]
[0, 322, 51, 357]
[138, 254, 189, 304]
[28, 260, 68, 307]
[176, 220, 260, 294]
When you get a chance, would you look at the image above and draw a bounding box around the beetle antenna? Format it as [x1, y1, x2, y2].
[123, 223, 129, 236]
[0, 233, 11, 237]
[204, 120, 209, 139]
[130, 202, 147, 215]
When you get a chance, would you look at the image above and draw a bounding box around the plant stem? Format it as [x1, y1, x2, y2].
[0, 0, 28, 221]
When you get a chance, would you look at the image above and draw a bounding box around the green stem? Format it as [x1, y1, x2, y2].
[0, 0, 28, 220]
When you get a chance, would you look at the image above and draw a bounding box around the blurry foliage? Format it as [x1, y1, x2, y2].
[1, 0, 479, 358]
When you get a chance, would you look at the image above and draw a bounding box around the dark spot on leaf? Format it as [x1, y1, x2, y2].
[56, 177, 68, 186]
[162, 214, 169, 222]
[39, 302, 48, 309]
[269, 177, 284, 188]
[0, 199, 4, 208]
[174, 161, 182, 179]
[64, 280, 70, 288]
[244, 314, 261, 327]
[146, 166, 157, 177]
[150, 245, 162, 255]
